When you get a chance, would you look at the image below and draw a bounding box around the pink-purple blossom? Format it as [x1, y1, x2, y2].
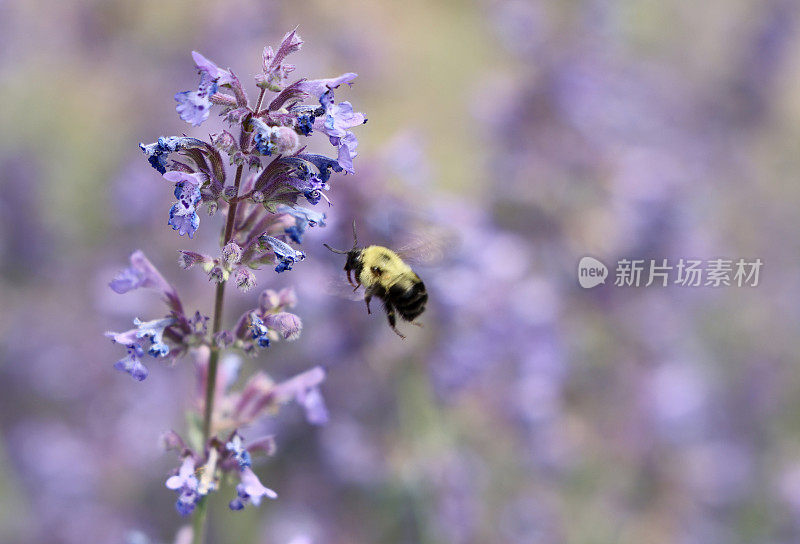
[174, 52, 234, 127]
[168, 182, 201, 238]
[109, 250, 174, 296]
[229, 467, 277, 510]
[165, 457, 200, 516]
[259, 235, 305, 273]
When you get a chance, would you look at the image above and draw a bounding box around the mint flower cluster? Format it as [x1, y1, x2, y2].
[104, 29, 365, 533]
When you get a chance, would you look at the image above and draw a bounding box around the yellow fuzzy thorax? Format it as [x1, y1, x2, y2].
[358, 245, 418, 289]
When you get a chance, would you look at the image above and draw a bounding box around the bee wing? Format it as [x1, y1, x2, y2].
[322, 273, 366, 302]
[394, 224, 460, 267]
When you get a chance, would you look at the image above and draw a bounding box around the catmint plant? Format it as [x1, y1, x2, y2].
[105, 29, 365, 544]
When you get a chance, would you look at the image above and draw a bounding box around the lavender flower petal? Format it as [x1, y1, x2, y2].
[296, 73, 358, 99]
[109, 250, 174, 295]
[258, 235, 305, 273]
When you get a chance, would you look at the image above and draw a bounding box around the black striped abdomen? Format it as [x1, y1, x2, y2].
[389, 280, 427, 321]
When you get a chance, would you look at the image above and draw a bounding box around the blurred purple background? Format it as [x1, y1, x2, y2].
[3, 1, 800, 543]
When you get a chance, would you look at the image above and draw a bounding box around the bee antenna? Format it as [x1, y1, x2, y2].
[323, 243, 349, 255]
[351, 219, 359, 249]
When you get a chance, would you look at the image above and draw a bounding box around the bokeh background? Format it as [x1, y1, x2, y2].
[2, 0, 800, 542]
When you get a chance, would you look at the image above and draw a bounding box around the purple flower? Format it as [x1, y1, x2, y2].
[225, 434, 252, 470]
[168, 182, 202, 238]
[112, 343, 149, 381]
[139, 136, 204, 174]
[263, 312, 303, 341]
[106, 316, 175, 380]
[314, 89, 366, 174]
[318, 91, 367, 139]
[228, 467, 277, 510]
[264, 29, 303, 73]
[177, 251, 211, 270]
[296, 386, 329, 425]
[258, 235, 305, 273]
[174, 52, 233, 127]
[174, 81, 216, 127]
[109, 250, 174, 295]
[234, 268, 256, 292]
[165, 457, 200, 516]
[258, 287, 298, 312]
[276, 205, 326, 244]
[273, 366, 328, 426]
[163, 171, 206, 188]
[133, 317, 176, 357]
[296, 73, 358, 99]
[252, 120, 277, 156]
[300, 154, 343, 185]
[334, 132, 359, 175]
[221, 242, 243, 265]
[191, 51, 234, 86]
[296, 113, 315, 135]
[251, 120, 301, 156]
[249, 313, 271, 348]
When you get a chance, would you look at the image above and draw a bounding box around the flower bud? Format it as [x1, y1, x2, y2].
[159, 430, 187, 453]
[214, 330, 234, 348]
[235, 268, 257, 292]
[258, 289, 281, 312]
[272, 126, 300, 155]
[247, 155, 262, 171]
[264, 312, 302, 341]
[178, 251, 209, 270]
[278, 287, 298, 308]
[222, 242, 243, 266]
[210, 130, 238, 156]
[209, 266, 228, 283]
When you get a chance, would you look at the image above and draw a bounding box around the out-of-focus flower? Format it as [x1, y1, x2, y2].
[112, 343, 149, 381]
[229, 467, 278, 510]
[109, 250, 174, 296]
[263, 312, 302, 341]
[234, 268, 257, 292]
[106, 317, 175, 380]
[177, 251, 212, 270]
[225, 434, 252, 470]
[166, 456, 200, 516]
[273, 366, 328, 425]
[133, 317, 176, 357]
[249, 313, 271, 348]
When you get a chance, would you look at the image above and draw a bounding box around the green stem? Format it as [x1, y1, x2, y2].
[193, 163, 244, 544]
[192, 86, 265, 544]
[191, 495, 209, 543]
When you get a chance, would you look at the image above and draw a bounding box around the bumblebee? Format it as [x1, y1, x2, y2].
[324, 222, 427, 338]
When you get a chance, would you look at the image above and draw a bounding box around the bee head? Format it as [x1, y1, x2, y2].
[343, 248, 363, 272]
[323, 219, 362, 270]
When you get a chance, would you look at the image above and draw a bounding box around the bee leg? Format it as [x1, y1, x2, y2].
[384, 302, 405, 339]
[346, 269, 356, 287]
[365, 294, 372, 314]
